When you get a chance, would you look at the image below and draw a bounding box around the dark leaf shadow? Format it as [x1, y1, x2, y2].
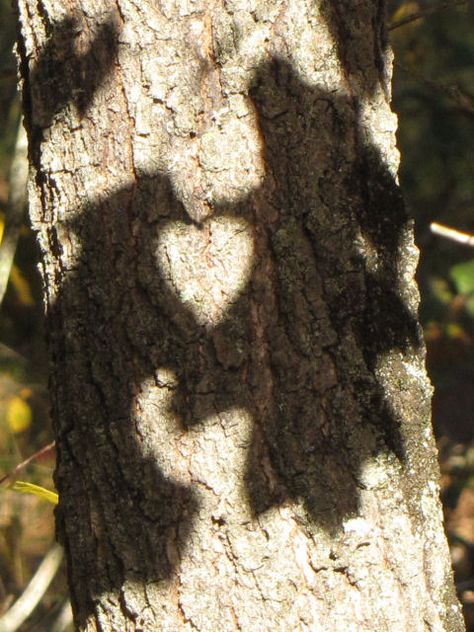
[23, 14, 120, 129]
[22, 10, 423, 624]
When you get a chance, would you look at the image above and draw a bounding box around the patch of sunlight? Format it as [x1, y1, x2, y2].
[156, 217, 254, 326]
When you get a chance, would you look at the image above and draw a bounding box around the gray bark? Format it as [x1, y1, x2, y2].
[15, 0, 464, 630]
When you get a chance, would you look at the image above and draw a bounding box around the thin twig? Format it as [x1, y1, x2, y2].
[389, 0, 467, 30]
[0, 114, 28, 306]
[0, 544, 63, 632]
[431, 222, 474, 246]
[51, 600, 73, 632]
[0, 441, 56, 485]
[395, 62, 474, 117]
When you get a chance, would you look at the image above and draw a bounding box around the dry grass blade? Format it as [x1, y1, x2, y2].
[0, 544, 63, 632]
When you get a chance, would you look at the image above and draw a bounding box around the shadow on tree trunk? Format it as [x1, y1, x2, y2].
[20, 8, 423, 625]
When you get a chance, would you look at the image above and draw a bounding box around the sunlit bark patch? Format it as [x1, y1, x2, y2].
[156, 217, 254, 326]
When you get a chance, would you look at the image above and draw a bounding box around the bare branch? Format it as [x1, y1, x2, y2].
[430, 222, 474, 246]
[0, 441, 56, 485]
[395, 62, 474, 117]
[389, 0, 467, 30]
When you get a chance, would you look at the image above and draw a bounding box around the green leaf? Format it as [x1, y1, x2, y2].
[429, 276, 453, 305]
[450, 259, 474, 296]
[466, 295, 474, 317]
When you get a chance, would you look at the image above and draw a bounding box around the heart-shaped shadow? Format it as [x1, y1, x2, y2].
[156, 216, 255, 327]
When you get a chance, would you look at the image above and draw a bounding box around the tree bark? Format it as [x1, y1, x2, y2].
[15, 0, 464, 630]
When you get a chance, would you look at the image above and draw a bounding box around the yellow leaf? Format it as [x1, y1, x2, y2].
[6, 396, 32, 433]
[0, 211, 4, 243]
[10, 481, 58, 505]
[446, 322, 466, 340]
[10, 265, 34, 306]
[392, 1, 420, 23]
[390, 1, 423, 37]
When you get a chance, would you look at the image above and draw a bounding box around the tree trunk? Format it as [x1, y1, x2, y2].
[15, 0, 464, 630]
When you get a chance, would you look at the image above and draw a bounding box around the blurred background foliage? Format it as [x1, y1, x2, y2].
[0, 0, 67, 629]
[391, 1, 474, 627]
[0, 0, 473, 629]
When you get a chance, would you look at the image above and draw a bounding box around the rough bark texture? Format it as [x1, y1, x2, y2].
[15, 0, 464, 630]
